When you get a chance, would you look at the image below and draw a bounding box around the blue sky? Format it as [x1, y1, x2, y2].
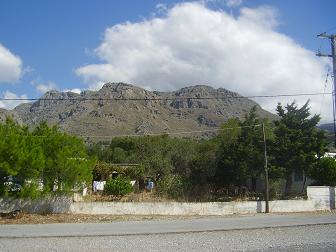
[0, 0, 335, 121]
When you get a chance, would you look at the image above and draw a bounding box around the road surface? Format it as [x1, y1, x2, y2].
[1, 213, 336, 251]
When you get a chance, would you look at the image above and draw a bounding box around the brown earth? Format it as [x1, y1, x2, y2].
[1, 211, 335, 225]
[0, 213, 205, 225]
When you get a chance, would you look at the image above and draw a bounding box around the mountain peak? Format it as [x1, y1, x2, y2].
[99, 82, 154, 99]
[11, 83, 275, 139]
[101, 82, 136, 91]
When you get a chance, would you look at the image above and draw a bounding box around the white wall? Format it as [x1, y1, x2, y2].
[70, 201, 263, 215]
[307, 186, 335, 210]
[70, 186, 335, 215]
[1, 186, 334, 215]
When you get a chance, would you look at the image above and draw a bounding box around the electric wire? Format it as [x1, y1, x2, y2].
[0, 92, 332, 101]
[320, 68, 330, 114]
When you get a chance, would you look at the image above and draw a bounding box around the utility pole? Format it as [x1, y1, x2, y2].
[317, 33, 336, 147]
[262, 123, 270, 213]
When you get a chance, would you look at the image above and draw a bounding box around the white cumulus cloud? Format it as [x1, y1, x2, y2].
[0, 90, 28, 110]
[76, 2, 331, 122]
[63, 88, 82, 94]
[0, 44, 23, 83]
[31, 79, 58, 94]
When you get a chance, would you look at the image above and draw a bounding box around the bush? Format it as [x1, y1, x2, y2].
[156, 175, 187, 199]
[17, 182, 43, 199]
[104, 177, 133, 197]
[308, 157, 336, 186]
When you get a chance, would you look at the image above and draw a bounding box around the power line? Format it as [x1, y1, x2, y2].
[0, 92, 332, 101]
[320, 68, 331, 114]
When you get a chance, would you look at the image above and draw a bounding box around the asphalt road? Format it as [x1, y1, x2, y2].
[1, 213, 336, 251]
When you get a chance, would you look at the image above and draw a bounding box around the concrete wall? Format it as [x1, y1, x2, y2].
[70, 186, 335, 215]
[307, 186, 335, 210]
[70, 201, 263, 215]
[69, 199, 327, 216]
[1, 186, 334, 215]
[0, 196, 72, 214]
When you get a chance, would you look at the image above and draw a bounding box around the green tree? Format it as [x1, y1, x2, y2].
[0, 119, 94, 197]
[33, 122, 94, 192]
[272, 101, 327, 195]
[0, 119, 45, 195]
[308, 157, 336, 186]
[212, 108, 268, 190]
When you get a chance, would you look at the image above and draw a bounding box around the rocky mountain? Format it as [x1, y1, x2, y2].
[0, 108, 22, 124]
[317, 123, 334, 132]
[10, 83, 274, 140]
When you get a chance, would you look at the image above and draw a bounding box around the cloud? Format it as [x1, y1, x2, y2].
[32, 80, 58, 93]
[31, 78, 82, 94]
[225, 0, 243, 7]
[0, 44, 23, 83]
[0, 90, 28, 110]
[63, 88, 82, 94]
[240, 6, 279, 29]
[76, 2, 331, 121]
[31, 78, 58, 93]
[155, 3, 168, 15]
[201, 0, 243, 8]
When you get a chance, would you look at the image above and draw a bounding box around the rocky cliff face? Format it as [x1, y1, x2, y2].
[0, 108, 22, 124]
[11, 83, 274, 139]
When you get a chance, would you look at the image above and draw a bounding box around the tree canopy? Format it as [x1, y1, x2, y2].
[0, 100, 331, 200]
[272, 101, 327, 194]
[0, 119, 94, 197]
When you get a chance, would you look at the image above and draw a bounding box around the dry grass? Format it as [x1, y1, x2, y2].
[84, 191, 173, 202]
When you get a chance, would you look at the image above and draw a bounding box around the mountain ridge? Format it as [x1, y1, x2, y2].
[2, 83, 275, 139]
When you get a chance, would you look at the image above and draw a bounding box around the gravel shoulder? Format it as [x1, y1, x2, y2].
[0, 210, 335, 225]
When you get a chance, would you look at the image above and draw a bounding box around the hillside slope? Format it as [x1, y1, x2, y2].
[13, 83, 275, 139]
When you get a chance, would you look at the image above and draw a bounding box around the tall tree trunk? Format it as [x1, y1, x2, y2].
[252, 177, 257, 192]
[301, 175, 307, 194]
[285, 173, 292, 196]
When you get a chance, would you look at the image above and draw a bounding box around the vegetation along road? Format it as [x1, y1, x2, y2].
[1, 213, 336, 251]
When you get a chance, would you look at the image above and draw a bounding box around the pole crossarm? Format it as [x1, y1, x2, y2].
[316, 52, 332, 58]
[317, 33, 336, 39]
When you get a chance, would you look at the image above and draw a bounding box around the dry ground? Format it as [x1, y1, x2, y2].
[0, 213, 206, 225]
[0, 211, 334, 225]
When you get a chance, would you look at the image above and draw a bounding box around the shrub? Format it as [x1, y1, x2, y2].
[308, 157, 336, 186]
[104, 177, 133, 197]
[156, 175, 187, 199]
[17, 182, 43, 199]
